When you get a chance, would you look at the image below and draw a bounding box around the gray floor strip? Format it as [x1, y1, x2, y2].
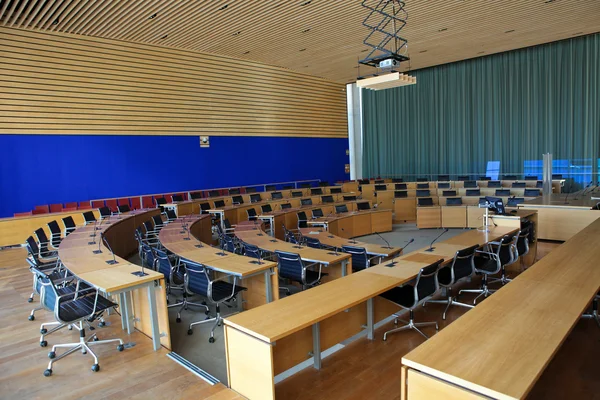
[167, 351, 220, 385]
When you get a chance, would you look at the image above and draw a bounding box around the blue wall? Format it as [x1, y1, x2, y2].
[0, 135, 349, 218]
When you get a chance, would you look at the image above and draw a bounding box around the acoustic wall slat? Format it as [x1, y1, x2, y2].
[0, 26, 348, 137]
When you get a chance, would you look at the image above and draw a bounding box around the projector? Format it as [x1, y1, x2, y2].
[378, 59, 400, 69]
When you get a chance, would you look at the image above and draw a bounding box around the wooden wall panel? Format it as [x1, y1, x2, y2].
[0, 26, 348, 137]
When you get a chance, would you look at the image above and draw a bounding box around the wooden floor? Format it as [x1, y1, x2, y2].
[0, 247, 241, 400]
[276, 240, 600, 400]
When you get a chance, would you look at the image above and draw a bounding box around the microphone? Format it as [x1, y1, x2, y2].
[424, 228, 449, 252]
[374, 201, 383, 209]
[374, 231, 392, 249]
[101, 232, 119, 265]
[88, 220, 99, 243]
[574, 181, 593, 200]
[386, 238, 414, 267]
[581, 181, 595, 197]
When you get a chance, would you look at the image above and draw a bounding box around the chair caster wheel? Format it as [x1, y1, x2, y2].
[40, 341, 47, 347]
[383, 337, 387, 341]
[93, 336, 99, 342]
[209, 337, 215, 343]
[28, 315, 35, 321]
[91, 364, 100, 372]
[89, 326, 95, 331]
[99, 321, 105, 327]
[205, 310, 210, 315]
[44, 369, 52, 377]
[68, 325, 73, 330]
[117, 344, 124, 352]
[187, 329, 193, 335]
[48, 351, 56, 359]
[40, 328, 47, 334]
[176, 317, 181, 323]
[28, 298, 33, 303]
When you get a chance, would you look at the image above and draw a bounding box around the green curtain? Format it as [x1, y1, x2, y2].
[362, 33, 600, 180]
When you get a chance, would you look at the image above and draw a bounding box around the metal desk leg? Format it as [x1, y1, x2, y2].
[123, 291, 134, 334]
[147, 283, 161, 351]
[119, 292, 126, 330]
[341, 259, 348, 277]
[265, 269, 273, 303]
[312, 322, 321, 369]
[367, 298, 374, 340]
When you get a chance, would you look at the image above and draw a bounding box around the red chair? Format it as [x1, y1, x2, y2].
[78, 201, 92, 210]
[164, 194, 173, 203]
[105, 199, 118, 213]
[142, 196, 154, 209]
[91, 200, 104, 208]
[34, 205, 49, 214]
[50, 203, 63, 213]
[14, 211, 32, 217]
[117, 198, 130, 206]
[130, 197, 141, 210]
[63, 204, 78, 211]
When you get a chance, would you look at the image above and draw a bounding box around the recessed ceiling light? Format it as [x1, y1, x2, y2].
[52, 19, 59, 25]
[572, 31, 584, 35]
[160, 34, 168, 39]
[361, 49, 369, 53]
[301, 1, 312, 6]
[419, 50, 427, 53]
[149, 13, 157, 19]
[304, 65, 309, 68]
[233, 31, 241, 36]
[299, 48, 306, 52]
[477, 51, 485, 54]
[302, 28, 311, 33]
[505, 29, 515, 33]
[243, 51, 250, 54]
[218, 4, 228, 10]
[438, 28, 448, 32]
[544, 0, 556, 3]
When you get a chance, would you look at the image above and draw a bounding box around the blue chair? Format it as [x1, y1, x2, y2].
[341, 245, 378, 272]
[304, 237, 322, 249]
[183, 261, 247, 342]
[282, 224, 301, 244]
[275, 250, 327, 290]
[380, 260, 443, 341]
[219, 232, 241, 254]
[40, 276, 124, 376]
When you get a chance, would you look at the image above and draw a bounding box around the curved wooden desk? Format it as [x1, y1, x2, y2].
[58, 209, 169, 350]
[306, 208, 393, 238]
[158, 215, 279, 309]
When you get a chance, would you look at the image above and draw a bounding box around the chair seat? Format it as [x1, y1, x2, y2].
[172, 270, 185, 285]
[212, 281, 247, 302]
[437, 266, 452, 286]
[379, 285, 414, 308]
[305, 270, 328, 285]
[58, 294, 117, 323]
[474, 257, 498, 274]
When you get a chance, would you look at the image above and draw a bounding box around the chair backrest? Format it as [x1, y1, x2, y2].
[343, 195, 357, 201]
[438, 182, 450, 189]
[312, 208, 324, 218]
[208, 190, 220, 197]
[524, 175, 538, 181]
[304, 237, 321, 249]
[26, 236, 40, 259]
[190, 192, 203, 200]
[143, 220, 155, 234]
[357, 202, 371, 211]
[300, 198, 313, 206]
[466, 189, 480, 196]
[172, 194, 184, 202]
[457, 176, 469, 181]
[275, 251, 304, 283]
[416, 183, 429, 189]
[261, 204, 272, 213]
[496, 233, 519, 266]
[245, 187, 257, 193]
[321, 195, 334, 203]
[62, 216, 76, 235]
[487, 180, 501, 188]
[395, 183, 407, 190]
[319, 181, 329, 187]
[34, 227, 49, 246]
[272, 191, 283, 200]
[184, 262, 210, 297]
[416, 178, 428, 182]
[214, 199, 226, 208]
[335, 204, 348, 213]
[375, 184, 387, 191]
[99, 206, 112, 217]
[416, 189, 430, 197]
[507, 197, 524, 207]
[283, 225, 299, 244]
[155, 248, 174, 276]
[247, 208, 257, 220]
[438, 175, 450, 181]
[141, 242, 156, 269]
[243, 242, 261, 259]
[517, 223, 531, 256]
[156, 197, 167, 206]
[504, 175, 518, 180]
[118, 204, 131, 213]
[152, 215, 164, 228]
[443, 190, 457, 197]
[82, 211, 96, 225]
[142, 196, 154, 208]
[281, 203, 292, 210]
[232, 195, 244, 204]
[524, 189, 540, 197]
[464, 181, 477, 188]
[394, 191, 407, 198]
[266, 184, 277, 191]
[47, 221, 62, 246]
[229, 188, 241, 195]
[297, 211, 308, 228]
[414, 259, 443, 302]
[250, 194, 262, 203]
[392, 178, 403, 183]
[283, 185, 294, 190]
[166, 209, 177, 221]
[446, 197, 462, 206]
[479, 176, 491, 181]
[342, 245, 370, 271]
[291, 191, 303, 198]
[330, 187, 342, 194]
[495, 189, 511, 196]
[512, 182, 526, 188]
[300, 182, 312, 188]
[536, 181, 543, 188]
[447, 244, 478, 283]
[418, 197, 434, 206]
[223, 219, 233, 230]
[200, 202, 211, 213]
[311, 188, 323, 195]
[130, 197, 141, 209]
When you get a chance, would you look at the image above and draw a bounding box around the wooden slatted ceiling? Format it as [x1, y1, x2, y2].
[1, 0, 599, 84]
[0, 26, 347, 137]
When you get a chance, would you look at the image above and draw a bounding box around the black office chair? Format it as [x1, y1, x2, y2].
[524, 189, 540, 197]
[301, 198, 313, 206]
[172, 194, 184, 202]
[98, 206, 112, 219]
[342, 245, 378, 272]
[183, 261, 247, 342]
[446, 197, 462, 206]
[40, 276, 124, 376]
[34, 228, 59, 255]
[214, 199, 226, 208]
[243, 242, 267, 261]
[487, 181, 501, 188]
[438, 175, 450, 181]
[442, 190, 457, 197]
[245, 187, 257, 193]
[117, 204, 130, 214]
[250, 194, 262, 203]
[152, 214, 165, 231]
[536, 181, 544, 188]
[466, 189, 481, 196]
[512, 182, 526, 188]
[438, 182, 450, 189]
[392, 178, 404, 183]
[275, 250, 327, 291]
[380, 260, 443, 341]
[504, 175, 519, 180]
[343, 195, 357, 201]
[321, 195, 334, 203]
[221, 218, 236, 236]
[61, 216, 77, 236]
[311, 188, 324, 195]
[311, 208, 324, 219]
[246, 208, 258, 221]
[375, 179, 385, 184]
[335, 204, 348, 213]
[330, 187, 342, 194]
[297, 211, 308, 228]
[581, 292, 600, 328]
[416, 183, 429, 189]
[416, 178, 428, 182]
[424, 244, 478, 319]
[232, 195, 244, 205]
[304, 237, 322, 249]
[524, 176, 538, 181]
[272, 191, 283, 200]
[516, 221, 533, 268]
[261, 204, 273, 214]
[47, 221, 63, 248]
[395, 191, 408, 198]
[165, 209, 178, 222]
[208, 190, 220, 198]
[495, 189, 511, 196]
[142, 220, 160, 245]
[82, 211, 96, 226]
[156, 197, 167, 207]
[135, 229, 157, 267]
[25, 238, 62, 319]
[281, 203, 292, 210]
[319, 181, 329, 187]
[291, 191, 303, 198]
[266, 184, 277, 191]
[199, 202, 211, 214]
[190, 192, 203, 200]
[283, 185, 295, 190]
[457, 175, 469, 181]
[220, 233, 242, 254]
[282, 224, 301, 245]
[458, 237, 511, 303]
[489, 231, 520, 286]
[507, 197, 525, 207]
[418, 197, 434, 206]
[416, 189, 430, 197]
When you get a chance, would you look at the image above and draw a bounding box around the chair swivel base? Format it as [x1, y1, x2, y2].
[383, 311, 438, 341]
[581, 298, 600, 328]
[187, 304, 222, 343]
[459, 286, 496, 305]
[424, 288, 474, 320]
[489, 267, 512, 286]
[173, 296, 209, 323]
[44, 323, 124, 377]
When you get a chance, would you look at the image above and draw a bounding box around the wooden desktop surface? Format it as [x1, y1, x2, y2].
[402, 218, 600, 400]
[298, 228, 402, 258]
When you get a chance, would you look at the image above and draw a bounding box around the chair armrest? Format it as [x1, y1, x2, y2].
[475, 249, 499, 260]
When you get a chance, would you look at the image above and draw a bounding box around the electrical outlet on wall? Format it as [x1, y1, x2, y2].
[200, 136, 210, 148]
